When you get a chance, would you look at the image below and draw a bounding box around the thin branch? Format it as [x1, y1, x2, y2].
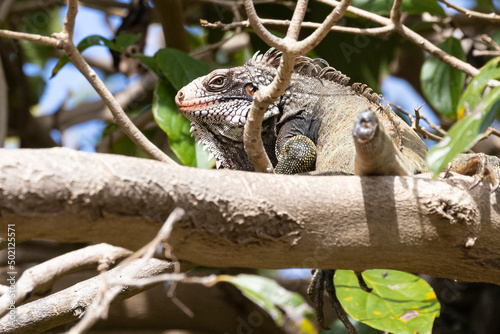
[50, 0, 174, 163]
[202, 18, 394, 36]
[0, 258, 195, 334]
[0, 6, 173, 163]
[0, 244, 132, 318]
[295, 0, 353, 52]
[241, 0, 353, 172]
[243, 0, 285, 49]
[389, 103, 446, 142]
[390, 0, 403, 26]
[482, 34, 500, 51]
[243, 51, 296, 172]
[0, 29, 62, 48]
[438, 0, 500, 22]
[318, 0, 481, 77]
[287, 0, 309, 40]
[67, 208, 188, 334]
[478, 125, 500, 142]
[472, 50, 500, 57]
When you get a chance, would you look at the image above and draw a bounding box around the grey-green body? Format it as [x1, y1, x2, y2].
[175, 49, 428, 176]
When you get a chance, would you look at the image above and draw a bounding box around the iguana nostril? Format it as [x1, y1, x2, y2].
[176, 90, 185, 102]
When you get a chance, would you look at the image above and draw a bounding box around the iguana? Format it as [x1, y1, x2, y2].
[175, 49, 500, 330]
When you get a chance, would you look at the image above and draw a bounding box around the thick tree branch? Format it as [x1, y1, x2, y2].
[1, 149, 500, 285]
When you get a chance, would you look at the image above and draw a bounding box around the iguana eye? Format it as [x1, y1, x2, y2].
[207, 75, 226, 89]
[245, 84, 257, 96]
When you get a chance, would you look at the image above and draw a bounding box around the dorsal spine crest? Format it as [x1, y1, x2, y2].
[246, 49, 384, 105]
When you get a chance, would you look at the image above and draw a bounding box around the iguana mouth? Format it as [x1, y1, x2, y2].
[175, 95, 219, 112]
[176, 91, 249, 126]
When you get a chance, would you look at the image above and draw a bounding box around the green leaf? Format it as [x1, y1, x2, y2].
[155, 48, 210, 90]
[421, 37, 466, 118]
[153, 79, 198, 167]
[135, 55, 164, 78]
[115, 33, 141, 48]
[217, 274, 316, 334]
[51, 34, 140, 77]
[335, 270, 440, 334]
[52, 35, 112, 77]
[458, 57, 500, 114]
[351, 0, 444, 16]
[427, 57, 500, 176]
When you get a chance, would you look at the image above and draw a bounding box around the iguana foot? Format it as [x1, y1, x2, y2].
[275, 135, 317, 174]
[307, 269, 357, 333]
[445, 153, 500, 193]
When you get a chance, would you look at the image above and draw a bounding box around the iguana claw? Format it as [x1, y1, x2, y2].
[447, 153, 500, 193]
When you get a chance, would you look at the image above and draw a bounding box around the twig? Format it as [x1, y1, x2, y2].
[318, 0, 481, 77]
[0, 1, 175, 163]
[54, 0, 174, 163]
[202, 18, 394, 36]
[389, 103, 445, 142]
[0, 54, 7, 148]
[472, 50, 500, 57]
[0, 29, 63, 48]
[207, 0, 483, 77]
[438, 0, 500, 22]
[478, 126, 500, 142]
[389, 0, 403, 26]
[482, 34, 500, 51]
[121, 207, 186, 265]
[0, 244, 132, 318]
[67, 208, 187, 334]
[0, 258, 194, 334]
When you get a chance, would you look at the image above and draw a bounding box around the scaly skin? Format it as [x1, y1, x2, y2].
[176, 49, 428, 176]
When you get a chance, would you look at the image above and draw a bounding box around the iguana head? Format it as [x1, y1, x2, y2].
[175, 49, 282, 170]
[175, 49, 350, 170]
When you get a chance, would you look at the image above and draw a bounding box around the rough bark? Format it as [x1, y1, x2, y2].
[1, 148, 499, 284]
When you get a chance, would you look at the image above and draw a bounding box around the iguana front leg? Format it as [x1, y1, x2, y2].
[275, 112, 318, 174]
[275, 135, 317, 174]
